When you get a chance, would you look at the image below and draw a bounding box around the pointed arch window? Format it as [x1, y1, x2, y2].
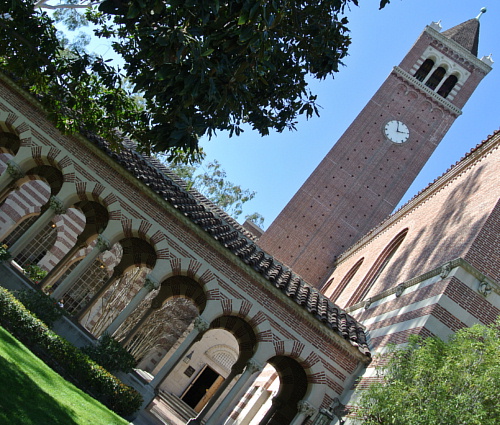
[437, 75, 458, 98]
[347, 229, 408, 307]
[329, 258, 364, 303]
[414, 59, 434, 82]
[425, 67, 446, 90]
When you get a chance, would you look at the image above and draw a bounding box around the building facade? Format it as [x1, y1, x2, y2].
[0, 11, 497, 425]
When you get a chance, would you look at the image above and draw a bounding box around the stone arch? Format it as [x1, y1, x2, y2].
[150, 257, 219, 296]
[151, 275, 207, 313]
[264, 355, 309, 424]
[210, 315, 258, 371]
[17, 165, 64, 201]
[0, 132, 21, 156]
[0, 111, 33, 145]
[115, 236, 158, 275]
[205, 344, 239, 373]
[57, 234, 158, 320]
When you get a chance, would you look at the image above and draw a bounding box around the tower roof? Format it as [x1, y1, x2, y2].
[442, 18, 480, 56]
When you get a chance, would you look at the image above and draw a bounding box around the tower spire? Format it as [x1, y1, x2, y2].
[476, 7, 487, 20]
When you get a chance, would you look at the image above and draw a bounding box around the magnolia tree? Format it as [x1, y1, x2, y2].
[2, 0, 390, 160]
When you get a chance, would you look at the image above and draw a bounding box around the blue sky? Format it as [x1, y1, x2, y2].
[194, 1, 499, 229]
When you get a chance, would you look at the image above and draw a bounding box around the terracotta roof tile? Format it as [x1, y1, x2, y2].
[83, 131, 371, 358]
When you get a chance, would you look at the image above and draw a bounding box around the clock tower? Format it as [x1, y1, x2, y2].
[258, 13, 493, 287]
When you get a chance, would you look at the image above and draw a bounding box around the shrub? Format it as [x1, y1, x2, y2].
[0, 244, 11, 262]
[23, 264, 48, 284]
[14, 289, 64, 327]
[82, 334, 137, 373]
[0, 287, 142, 417]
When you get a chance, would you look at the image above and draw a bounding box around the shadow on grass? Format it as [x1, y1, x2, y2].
[0, 331, 80, 425]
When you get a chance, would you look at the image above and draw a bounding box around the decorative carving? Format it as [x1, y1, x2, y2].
[194, 316, 209, 333]
[395, 284, 405, 297]
[478, 281, 492, 298]
[245, 359, 263, 375]
[6, 160, 24, 180]
[364, 298, 372, 310]
[297, 400, 316, 416]
[49, 196, 67, 215]
[95, 235, 111, 252]
[440, 262, 452, 279]
[144, 276, 160, 291]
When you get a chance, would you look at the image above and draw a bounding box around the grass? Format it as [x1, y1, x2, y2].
[0, 326, 129, 425]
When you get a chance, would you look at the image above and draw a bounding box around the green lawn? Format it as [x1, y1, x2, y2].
[0, 326, 129, 425]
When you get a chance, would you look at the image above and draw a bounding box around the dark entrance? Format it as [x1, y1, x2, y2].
[181, 366, 220, 409]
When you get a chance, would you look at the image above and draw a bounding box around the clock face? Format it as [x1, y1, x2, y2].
[384, 120, 410, 144]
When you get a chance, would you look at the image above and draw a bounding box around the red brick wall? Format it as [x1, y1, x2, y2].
[323, 133, 499, 308]
[258, 28, 488, 288]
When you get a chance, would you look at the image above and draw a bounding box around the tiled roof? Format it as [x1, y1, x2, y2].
[83, 131, 371, 358]
[442, 18, 480, 56]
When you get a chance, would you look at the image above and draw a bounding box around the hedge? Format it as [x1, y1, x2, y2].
[0, 287, 143, 417]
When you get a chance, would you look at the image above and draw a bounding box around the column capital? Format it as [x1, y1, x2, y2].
[194, 316, 210, 333]
[297, 400, 316, 416]
[245, 359, 263, 375]
[144, 276, 160, 291]
[49, 196, 67, 215]
[6, 160, 24, 180]
[96, 234, 111, 252]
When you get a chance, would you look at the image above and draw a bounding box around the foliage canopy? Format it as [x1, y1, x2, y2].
[167, 158, 264, 223]
[1, 0, 389, 158]
[354, 320, 500, 425]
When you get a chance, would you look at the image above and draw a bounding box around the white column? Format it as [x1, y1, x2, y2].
[290, 401, 317, 425]
[40, 235, 87, 290]
[257, 399, 282, 425]
[50, 234, 111, 300]
[205, 359, 263, 425]
[149, 316, 210, 388]
[9, 195, 67, 256]
[103, 276, 160, 337]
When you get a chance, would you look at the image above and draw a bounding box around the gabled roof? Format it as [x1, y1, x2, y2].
[83, 131, 371, 359]
[442, 18, 480, 56]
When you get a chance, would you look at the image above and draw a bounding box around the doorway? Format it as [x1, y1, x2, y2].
[182, 366, 223, 411]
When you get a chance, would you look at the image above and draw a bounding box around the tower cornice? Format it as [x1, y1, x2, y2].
[424, 25, 492, 75]
[392, 66, 462, 117]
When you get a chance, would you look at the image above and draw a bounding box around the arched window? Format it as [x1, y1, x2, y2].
[329, 258, 364, 303]
[321, 277, 334, 293]
[437, 75, 458, 98]
[347, 229, 408, 307]
[425, 67, 446, 90]
[414, 59, 434, 82]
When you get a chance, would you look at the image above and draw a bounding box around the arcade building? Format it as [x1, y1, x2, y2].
[0, 9, 497, 425]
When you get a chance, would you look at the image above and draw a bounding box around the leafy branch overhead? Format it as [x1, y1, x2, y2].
[1, 0, 389, 158]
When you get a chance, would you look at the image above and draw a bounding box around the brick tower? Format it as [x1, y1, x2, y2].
[258, 14, 492, 287]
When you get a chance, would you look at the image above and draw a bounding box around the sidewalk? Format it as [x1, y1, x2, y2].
[130, 409, 171, 425]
